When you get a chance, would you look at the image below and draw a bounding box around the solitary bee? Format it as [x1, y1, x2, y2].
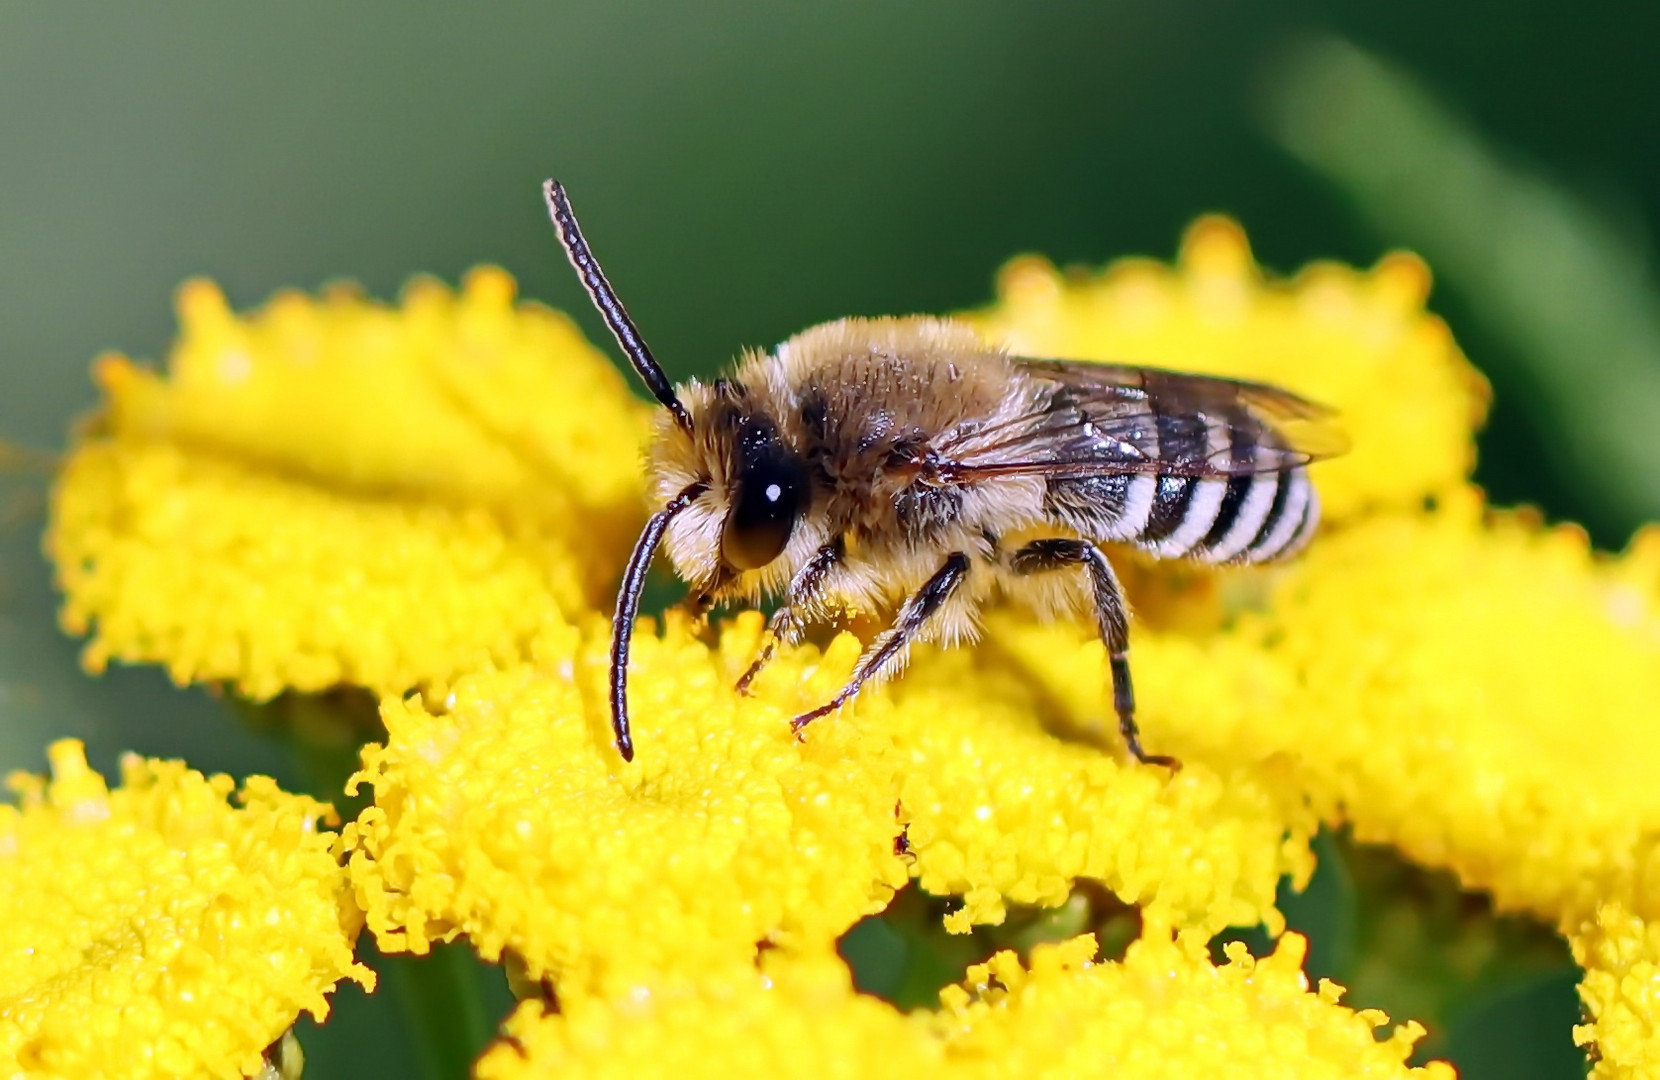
[544, 180, 1343, 766]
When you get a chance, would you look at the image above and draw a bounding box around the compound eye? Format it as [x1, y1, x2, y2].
[721, 424, 808, 571]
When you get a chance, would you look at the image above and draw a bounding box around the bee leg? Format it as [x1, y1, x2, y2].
[790, 551, 970, 736]
[736, 607, 799, 695]
[678, 590, 717, 637]
[1009, 539, 1179, 769]
[737, 537, 844, 695]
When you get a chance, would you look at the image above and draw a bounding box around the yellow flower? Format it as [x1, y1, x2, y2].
[875, 632, 1315, 936]
[343, 606, 1307, 996]
[477, 950, 941, 1080]
[1239, 496, 1660, 931]
[342, 609, 905, 997]
[1571, 902, 1660, 1078]
[931, 931, 1450, 1079]
[971, 216, 1489, 521]
[474, 932, 1450, 1079]
[0, 740, 370, 1080]
[47, 268, 649, 699]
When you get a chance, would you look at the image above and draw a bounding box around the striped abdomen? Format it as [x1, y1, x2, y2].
[1017, 363, 1334, 565]
[1040, 404, 1321, 565]
[1135, 465, 1317, 563]
[1044, 466, 1318, 564]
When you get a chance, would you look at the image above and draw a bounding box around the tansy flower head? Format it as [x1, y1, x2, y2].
[48, 268, 650, 700]
[928, 931, 1452, 1079]
[344, 605, 1316, 999]
[474, 932, 1451, 1079]
[477, 950, 943, 1080]
[343, 610, 909, 998]
[1158, 491, 1660, 931]
[875, 632, 1315, 936]
[0, 740, 370, 1080]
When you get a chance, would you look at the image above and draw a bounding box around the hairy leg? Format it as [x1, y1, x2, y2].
[736, 537, 845, 694]
[790, 552, 970, 734]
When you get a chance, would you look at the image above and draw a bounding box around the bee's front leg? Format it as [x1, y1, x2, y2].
[790, 551, 970, 735]
[736, 607, 799, 695]
[680, 589, 716, 623]
[736, 537, 845, 695]
[677, 575, 730, 642]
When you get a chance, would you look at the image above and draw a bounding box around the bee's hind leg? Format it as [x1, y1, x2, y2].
[737, 537, 844, 695]
[1009, 538, 1179, 770]
[789, 551, 970, 736]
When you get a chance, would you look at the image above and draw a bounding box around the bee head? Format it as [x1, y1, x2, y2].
[650, 378, 812, 590]
[543, 178, 812, 760]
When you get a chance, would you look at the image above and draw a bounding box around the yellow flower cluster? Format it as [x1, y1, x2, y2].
[478, 950, 943, 1080]
[475, 933, 1448, 1080]
[345, 605, 1311, 997]
[344, 610, 908, 996]
[36, 218, 1660, 1075]
[1227, 495, 1660, 928]
[0, 741, 369, 1079]
[48, 269, 649, 699]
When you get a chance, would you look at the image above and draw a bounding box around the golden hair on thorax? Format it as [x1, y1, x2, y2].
[543, 180, 1342, 765]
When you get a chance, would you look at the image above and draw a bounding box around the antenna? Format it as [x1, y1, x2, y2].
[543, 180, 692, 430]
[607, 480, 708, 761]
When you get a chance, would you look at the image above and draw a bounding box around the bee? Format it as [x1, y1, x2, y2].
[543, 180, 1343, 766]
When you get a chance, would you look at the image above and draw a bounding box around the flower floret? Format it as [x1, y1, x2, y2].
[1571, 901, 1660, 1078]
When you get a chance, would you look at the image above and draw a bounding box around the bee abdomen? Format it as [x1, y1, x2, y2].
[1133, 467, 1317, 564]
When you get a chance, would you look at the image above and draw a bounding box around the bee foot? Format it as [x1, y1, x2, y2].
[789, 707, 829, 739]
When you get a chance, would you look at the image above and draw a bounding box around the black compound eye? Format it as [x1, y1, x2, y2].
[721, 420, 809, 571]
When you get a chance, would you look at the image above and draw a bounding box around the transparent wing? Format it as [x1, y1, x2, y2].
[933, 358, 1348, 482]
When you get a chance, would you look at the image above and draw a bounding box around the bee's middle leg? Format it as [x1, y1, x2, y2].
[1009, 538, 1178, 769]
[790, 551, 971, 735]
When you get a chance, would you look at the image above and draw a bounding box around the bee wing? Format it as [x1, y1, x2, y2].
[935, 358, 1348, 481]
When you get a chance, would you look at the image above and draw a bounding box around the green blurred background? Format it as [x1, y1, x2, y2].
[2, 4, 1656, 1077]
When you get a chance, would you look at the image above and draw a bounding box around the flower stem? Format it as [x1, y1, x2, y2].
[376, 941, 504, 1080]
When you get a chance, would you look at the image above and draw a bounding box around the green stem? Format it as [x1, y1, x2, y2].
[376, 941, 500, 1080]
